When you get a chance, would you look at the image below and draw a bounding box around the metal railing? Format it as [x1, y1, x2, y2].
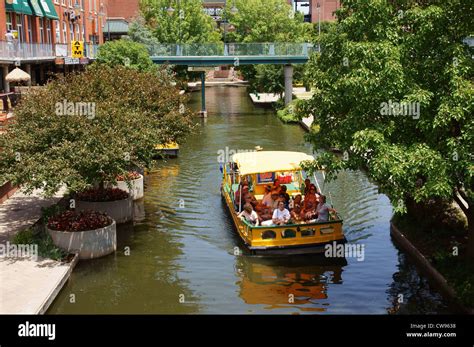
[0, 41, 99, 60]
[149, 43, 313, 57]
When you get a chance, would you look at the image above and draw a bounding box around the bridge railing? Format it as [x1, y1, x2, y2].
[149, 43, 313, 57]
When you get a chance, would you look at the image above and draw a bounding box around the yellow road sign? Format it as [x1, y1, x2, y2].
[71, 40, 84, 58]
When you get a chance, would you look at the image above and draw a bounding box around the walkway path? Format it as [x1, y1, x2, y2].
[0, 188, 76, 314]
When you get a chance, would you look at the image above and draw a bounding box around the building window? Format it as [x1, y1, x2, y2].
[46, 20, 52, 44]
[6, 13, 13, 32]
[27, 16, 33, 43]
[62, 21, 67, 43]
[55, 21, 61, 43]
[16, 14, 25, 42]
[39, 18, 44, 43]
[75, 23, 80, 40]
[89, 0, 92, 13]
[69, 23, 74, 41]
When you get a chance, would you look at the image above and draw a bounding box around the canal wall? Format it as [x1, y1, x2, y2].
[390, 222, 473, 314]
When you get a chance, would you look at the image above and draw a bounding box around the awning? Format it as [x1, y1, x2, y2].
[38, 0, 59, 19]
[28, 0, 44, 17]
[5, 0, 34, 16]
[232, 151, 315, 176]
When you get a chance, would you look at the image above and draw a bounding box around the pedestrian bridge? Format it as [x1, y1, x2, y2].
[150, 43, 315, 66]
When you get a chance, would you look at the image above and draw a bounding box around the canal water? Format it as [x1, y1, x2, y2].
[48, 86, 450, 314]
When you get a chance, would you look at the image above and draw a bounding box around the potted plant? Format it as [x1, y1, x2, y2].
[108, 171, 144, 201]
[47, 210, 116, 260]
[75, 187, 133, 224]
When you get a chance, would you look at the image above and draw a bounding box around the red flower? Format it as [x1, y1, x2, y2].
[76, 187, 129, 202]
[48, 210, 113, 232]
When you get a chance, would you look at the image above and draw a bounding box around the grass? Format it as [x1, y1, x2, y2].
[12, 227, 67, 261]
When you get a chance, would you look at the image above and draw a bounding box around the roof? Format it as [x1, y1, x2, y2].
[232, 151, 315, 176]
[105, 19, 130, 34]
[5, 0, 33, 16]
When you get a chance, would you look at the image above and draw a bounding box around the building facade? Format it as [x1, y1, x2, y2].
[0, 0, 108, 92]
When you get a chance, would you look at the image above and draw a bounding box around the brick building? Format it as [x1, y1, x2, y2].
[0, 0, 108, 92]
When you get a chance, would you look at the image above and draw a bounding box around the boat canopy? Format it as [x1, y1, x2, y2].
[231, 151, 315, 176]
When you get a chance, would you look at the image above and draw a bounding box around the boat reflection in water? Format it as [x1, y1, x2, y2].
[236, 255, 346, 312]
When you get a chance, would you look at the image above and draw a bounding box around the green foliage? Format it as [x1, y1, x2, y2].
[276, 99, 305, 123]
[12, 227, 66, 261]
[303, 0, 474, 218]
[0, 65, 194, 197]
[127, 16, 160, 47]
[224, 0, 311, 43]
[96, 39, 156, 72]
[140, 0, 221, 43]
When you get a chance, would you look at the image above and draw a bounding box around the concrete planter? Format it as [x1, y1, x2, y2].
[76, 197, 133, 224]
[111, 175, 144, 201]
[47, 221, 116, 260]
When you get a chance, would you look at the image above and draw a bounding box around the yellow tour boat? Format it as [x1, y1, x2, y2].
[154, 142, 179, 158]
[221, 151, 346, 255]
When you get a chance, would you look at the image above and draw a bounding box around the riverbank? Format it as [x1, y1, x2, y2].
[0, 188, 77, 314]
[391, 214, 474, 313]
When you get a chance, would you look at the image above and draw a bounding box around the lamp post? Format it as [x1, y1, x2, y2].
[223, 0, 238, 55]
[167, 0, 183, 55]
[317, 2, 321, 52]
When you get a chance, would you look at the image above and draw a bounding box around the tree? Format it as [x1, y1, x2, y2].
[224, 0, 311, 43]
[302, 0, 474, 257]
[127, 16, 160, 47]
[96, 39, 156, 71]
[0, 65, 194, 196]
[140, 0, 221, 44]
[224, 0, 312, 95]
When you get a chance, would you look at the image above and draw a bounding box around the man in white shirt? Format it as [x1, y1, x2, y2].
[272, 201, 290, 225]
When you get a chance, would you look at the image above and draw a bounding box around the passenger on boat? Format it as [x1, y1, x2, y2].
[279, 185, 290, 209]
[261, 185, 273, 206]
[272, 179, 282, 194]
[238, 203, 260, 226]
[315, 195, 332, 222]
[302, 178, 311, 195]
[302, 185, 318, 220]
[290, 204, 304, 224]
[289, 194, 302, 209]
[272, 201, 291, 225]
[270, 191, 280, 210]
[235, 184, 250, 211]
[258, 205, 273, 222]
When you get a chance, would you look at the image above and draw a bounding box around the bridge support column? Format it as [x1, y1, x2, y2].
[284, 64, 293, 106]
[199, 71, 207, 118]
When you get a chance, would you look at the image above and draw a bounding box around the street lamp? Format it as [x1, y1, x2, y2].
[317, 2, 321, 52]
[223, 0, 238, 54]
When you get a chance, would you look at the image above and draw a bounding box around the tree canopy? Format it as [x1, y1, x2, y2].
[96, 39, 156, 71]
[302, 0, 474, 256]
[0, 65, 194, 196]
[140, 0, 221, 44]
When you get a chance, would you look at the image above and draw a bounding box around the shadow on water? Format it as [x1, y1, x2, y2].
[48, 86, 452, 314]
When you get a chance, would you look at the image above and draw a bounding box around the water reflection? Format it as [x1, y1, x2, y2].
[236, 256, 346, 312]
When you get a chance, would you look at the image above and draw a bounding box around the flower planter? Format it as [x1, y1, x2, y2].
[108, 174, 144, 201]
[76, 197, 133, 224]
[47, 221, 116, 260]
